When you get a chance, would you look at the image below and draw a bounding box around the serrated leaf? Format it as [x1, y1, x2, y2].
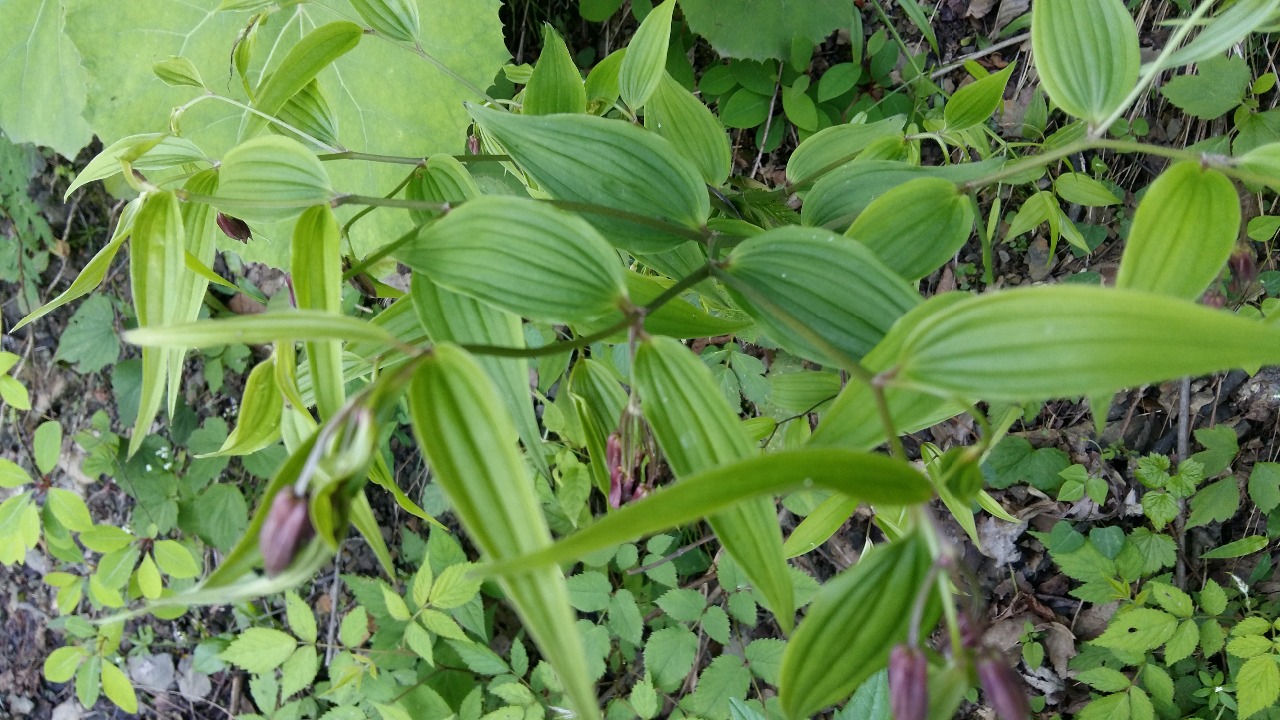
[684, 655, 751, 718]
[680, 0, 851, 62]
[1237, 654, 1280, 719]
[221, 628, 298, 675]
[846, 176, 975, 282]
[631, 676, 659, 719]
[619, 0, 674, 107]
[1146, 582, 1193, 618]
[339, 606, 369, 648]
[1093, 609, 1177, 660]
[279, 646, 319, 700]
[565, 572, 613, 613]
[1163, 619, 1199, 664]
[419, 608, 467, 640]
[0, 0, 92, 156]
[101, 660, 138, 713]
[407, 344, 597, 720]
[1191, 425, 1238, 476]
[1200, 578, 1228, 615]
[1227, 634, 1273, 658]
[403, 622, 435, 664]
[646, 626, 699, 691]
[468, 104, 709, 253]
[523, 24, 585, 115]
[645, 71, 732, 185]
[1187, 478, 1241, 529]
[400, 196, 627, 323]
[944, 64, 1015, 131]
[1116, 162, 1239, 301]
[285, 591, 318, 644]
[1249, 462, 1280, 512]
[381, 585, 411, 621]
[152, 539, 199, 579]
[657, 588, 706, 623]
[1159, 55, 1250, 120]
[52, 294, 120, 374]
[890, 285, 1280, 403]
[1031, 0, 1140, 126]
[720, 226, 920, 365]
[1078, 667, 1132, 692]
[745, 638, 786, 685]
[446, 639, 509, 676]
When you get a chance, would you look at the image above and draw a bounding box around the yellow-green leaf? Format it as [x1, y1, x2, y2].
[634, 336, 794, 631]
[645, 72, 732, 186]
[349, 0, 420, 42]
[291, 205, 345, 418]
[469, 104, 709, 253]
[891, 285, 1280, 402]
[404, 153, 481, 225]
[241, 21, 363, 139]
[1031, 0, 1139, 126]
[786, 115, 906, 185]
[523, 24, 586, 115]
[407, 344, 598, 720]
[619, 0, 675, 108]
[129, 191, 185, 457]
[213, 135, 333, 223]
[201, 355, 283, 457]
[125, 311, 400, 349]
[65, 136, 209, 200]
[846, 176, 975, 282]
[944, 64, 1015, 131]
[100, 660, 138, 714]
[1117, 162, 1238, 301]
[400, 196, 628, 323]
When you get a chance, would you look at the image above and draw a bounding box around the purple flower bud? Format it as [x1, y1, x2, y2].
[259, 491, 315, 577]
[977, 650, 1031, 720]
[216, 213, 252, 242]
[1229, 244, 1258, 296]
[889, 645, 929, 720]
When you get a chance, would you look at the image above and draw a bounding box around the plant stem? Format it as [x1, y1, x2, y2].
[342, 169, 420, 238]
[317, 150, 510, 165]
[543, 200, 711, 242]
[179, 93, 343, 153]
[332, 194, 451, 212]
[341, 224, 426, 280]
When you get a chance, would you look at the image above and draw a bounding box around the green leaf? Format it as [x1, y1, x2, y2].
[1199, 578, 1228, 615]
[1145, 582, 1193, 618]
[0, 458, 31, 489]
[679, 0, 852, 61]
[801, 158, 1004, 231]
[890, 285, 1280, 403]
[619, 0, 674, 107]
[1116, 162, 1239, 301]
[468, 104, 709, 253]
[152, 55, 204, 88]
[1187, 478, 1240, 529]
[575, 271, 751, 342]
[633, 336, 793, 630]
[291, 205, 344, 418]
[52, 294, 120, 374]
[782, 83, 819, 131]
[202, 356, 282, 457]
[846, 176, 975, 282]
[657, 588, 707, 623]
[1093, 609, 1177, 661]
[1159, 55, 1250, 120]
[786, 115, 905, 184]
[1054, 173, 1122, 207]
[646, 626, 699, 691]
[407, 344, 598, 720]
[685, 655, 751, 719]
[405, 153, 481, 224]
[1237, 654, 1280, 719]
[645, 71, 733, 186]
[0, 0, 92, 156]
[426, 562, 480, 610]
[1143, 491, 1179, 531]
[382, 584, 411, 621]
[745, 638, 786, 685]
[1191, 425, 1238, 477]
[1077, 667, 1133, 693]
[125, 311, 400, 349]
[152, 539, 199, 579]
[64, 139, 208, 200]
[43, 645, 84, 684]
[403, 622, 435, 664]
[190, 483, 248, 551]
[78, 524, 133, 553]
[32, 421, 62, 476]
[100, 660, 138, 714]
[1200, 535, 1268, 559]
[240, 21, 363, 140]
[944, 64, 1015, 131]
[719, 89, 772, 129]
[1248, 462, 1280, 513]
[137, 553, 163, 600]
[523, 24, 586, 116]
[480, 447, 931, 581]
[212, 135, 333, 223]
[1227, 634, 1273, 658]
[780, 534, 936, 719]
[720, 226, 920, 365]
[285, 591, 318, 644]
[349, 0, 420, 42]
[279, 646, 319, 700]
[220, 628, 298, 675]
[1157, 0, 1280, 70]
[400, 196, 627, 323]
[339, 606, 369, 647]
[1031, 0, 1140, 126]
[566, 572, 613, 613]
[446, 639, 510, 676]
[782, 493, 859, 558]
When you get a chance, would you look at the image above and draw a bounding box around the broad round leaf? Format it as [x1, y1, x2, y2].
[1031, 0, 1140, 126]
[523, 24, 586, 115]
[645, 72, 732, 186]
[846, 176, 975, 282]
[214, 136, 333, 223]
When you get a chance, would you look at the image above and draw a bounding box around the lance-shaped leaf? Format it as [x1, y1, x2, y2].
[619, 0, 675, 108]
[349, 0, 420, 42]
[1156, 0, 1280, 71]
[201, 355, 282, 457]
[214, 135, 333, 223]
[126, 311, 400, 349]
[1116, 162, 1238, 300]
[645, 72, 733, 186]
[14, 198, 140, 331]
[1031, 0, 1139, 126]
[411, 273, 548, 479]
[292, 206, 345, 419]
[481, 448, 931, 575]
[405, 154, 482, 225]
[399, 196, 628, 323]
[128, 192, 186, 457]
[781, 533, 937, 719]
[786, 115, 907, 185]
[719, 226, 920, 366]
[468, 104, 710, 253]
[278, 80, 339, 152]
[167, 171, 222, 416]
[944, 64, 1015, 132]
[523, 24, 586, 115]
[890, 285, 1280, 402]
[802, 158, 1004, 231]
[408, 344, 599, 720]
[240, 21, 363, 140]
[781, 494, 861, 558]
[846, 176, 975, 282]
[568, 359, 629, 495]
[65, 135, 210, 199]
[634, 337, 795, 631]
